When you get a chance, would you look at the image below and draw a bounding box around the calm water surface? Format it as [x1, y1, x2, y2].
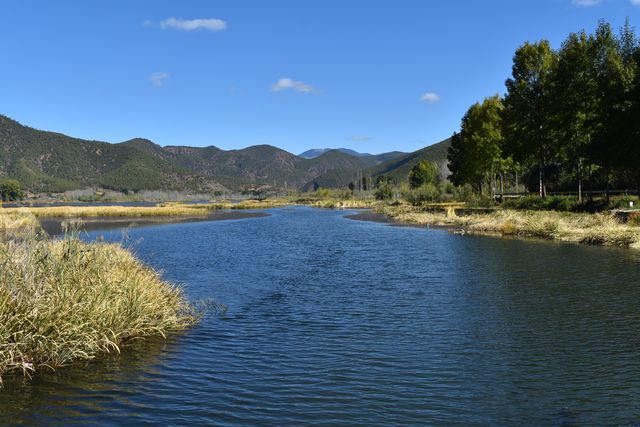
[2, 207, 640, 426]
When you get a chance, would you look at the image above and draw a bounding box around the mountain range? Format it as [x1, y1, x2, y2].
[0, 115, 451, 193]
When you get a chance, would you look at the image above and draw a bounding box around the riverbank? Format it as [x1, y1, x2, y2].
[5, 196, 640, 250]
[373, 203, 640, 248]
[0, 213, 197, 385]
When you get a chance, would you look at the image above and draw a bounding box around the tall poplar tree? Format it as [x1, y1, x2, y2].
[551, 31, 598, 201]
[503, 41, 557, 197]
[458, 95, 506, 195]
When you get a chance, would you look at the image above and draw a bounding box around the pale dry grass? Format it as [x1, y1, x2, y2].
[310, 199, 379, 209]
[0, 211, 198, 385]
[1, 204, 215, 218]
[0, 213, 41, 239]
[1, 200, 291, 219]
[376, 205, 640, 248]
[225, 199, 290, 210]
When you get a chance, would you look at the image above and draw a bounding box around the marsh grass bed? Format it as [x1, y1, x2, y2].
[0, 214, 197, 385]
[375, 204, 640, 248]
[0, 199, 290, 218]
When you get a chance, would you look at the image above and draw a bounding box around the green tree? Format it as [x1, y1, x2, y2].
[375, 175, 391, 187]
[613, 19, 640, 193]
[588, 21, 636, 201]
[0, 179, 25, 202]
[626, 28, 640, 192]
[447, 132, 468, 187]
[409, 161, 438, 188]
[458, 95, 507, 195]
[504, 40, 557, 197]
[551, 30, 598, 202]
[374, 181, 393, 200]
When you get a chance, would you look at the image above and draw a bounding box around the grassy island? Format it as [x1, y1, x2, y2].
[0, 199, 289, 218]
[0, 213, 197, 385]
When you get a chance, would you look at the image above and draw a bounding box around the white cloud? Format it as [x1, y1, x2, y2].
[631, 0, 640, 5]
[571, 0, 602, 7]
[149, 72, 170, 87]
[420, 92, 441, 103]
[270, 78, 316, 93]
[160, 17, 227, 32]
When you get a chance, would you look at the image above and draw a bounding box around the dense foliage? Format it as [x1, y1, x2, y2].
[409, 160, 439, 188]
[0, 179, 24, 202]
[448, 19, 640, 200]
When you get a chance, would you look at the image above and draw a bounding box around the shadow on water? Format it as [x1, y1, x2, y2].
[0, 335, 183, 424]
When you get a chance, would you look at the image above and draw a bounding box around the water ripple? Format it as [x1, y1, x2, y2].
[2, 207, 640, 425]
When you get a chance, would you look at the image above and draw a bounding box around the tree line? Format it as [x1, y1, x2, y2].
[448, 19, 640, 201]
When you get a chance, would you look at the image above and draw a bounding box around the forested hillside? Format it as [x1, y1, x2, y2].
[0, 115, 449, 193]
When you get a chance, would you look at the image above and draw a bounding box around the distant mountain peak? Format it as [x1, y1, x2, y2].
[299, 148, 372, 159]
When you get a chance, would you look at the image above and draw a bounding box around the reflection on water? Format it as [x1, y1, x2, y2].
[1, 207, 639, 425]
[39, 210, 270, 235]
[2, 335, 189, 424]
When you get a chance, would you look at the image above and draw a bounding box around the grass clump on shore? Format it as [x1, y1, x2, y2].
[310, 198, 379, 209]
[0, 216, 197, 385]
[375, 203, 640, 248]
[0, 212, 41, 239]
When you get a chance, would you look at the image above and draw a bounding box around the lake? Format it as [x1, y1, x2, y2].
[1, 207, 640, 425]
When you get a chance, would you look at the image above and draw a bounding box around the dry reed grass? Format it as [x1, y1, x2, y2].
[376, 204, 640, 248]
[310, 199, 379, 209]
[0, 213, 197, 385]
[1, 204, 214, 218]
[0, 199, 291, 219]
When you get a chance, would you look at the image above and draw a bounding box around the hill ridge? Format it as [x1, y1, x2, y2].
[0, 114, 450, 192]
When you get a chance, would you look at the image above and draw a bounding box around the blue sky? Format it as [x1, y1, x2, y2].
[1, 1, 639, 155]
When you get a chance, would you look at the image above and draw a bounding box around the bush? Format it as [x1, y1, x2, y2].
[0, 179, 25, 202]
[374, 183, 394, 200]
[403, 184, 441, 205]
[610, 196, 639, 210]
[466, 195, 496, 208]
[502, 195, 578, 212]
[439, 181, 456, 196]
[545, 196, 578, 212]
[452, 184, 476, 203]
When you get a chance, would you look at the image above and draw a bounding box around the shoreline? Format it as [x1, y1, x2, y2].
[5, 198, 640, 250]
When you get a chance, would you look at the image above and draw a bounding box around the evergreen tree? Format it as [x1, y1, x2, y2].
[447, 132, 467, 187]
